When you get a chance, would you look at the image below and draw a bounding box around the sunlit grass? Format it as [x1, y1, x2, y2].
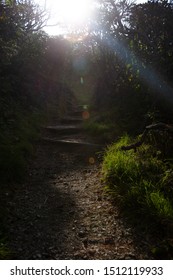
[102, 135, 173, 223]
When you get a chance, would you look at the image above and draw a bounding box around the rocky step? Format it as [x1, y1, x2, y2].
[41, 137, 104, 149]
[42, 125, 83, 135]
[60, 116, 83, 124]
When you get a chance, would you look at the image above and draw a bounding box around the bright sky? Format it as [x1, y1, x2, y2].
[35, 0, 94, 35]
[35, 0, 147, 36]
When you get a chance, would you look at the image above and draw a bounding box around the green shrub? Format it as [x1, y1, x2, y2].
[146, 191, 173, 220]
[84, 120, 111, 134]
[102, 135, 173, 223]
[84, 119, 117, 142]
[103, 136, 140, 185]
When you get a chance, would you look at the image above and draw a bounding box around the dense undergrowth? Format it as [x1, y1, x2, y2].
[102, 133, 173, 220]
[102, 133, 173, 257]
[84, 120, 115, 143]
[83, 110, 121, 143]
[0, 109, 44, 183]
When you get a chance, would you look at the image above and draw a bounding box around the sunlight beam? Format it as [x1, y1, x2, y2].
[34, 0, 93, 35]
[101, 33, 173, 104]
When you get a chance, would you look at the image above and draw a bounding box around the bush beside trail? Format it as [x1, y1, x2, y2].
[102, 134, 173, 227]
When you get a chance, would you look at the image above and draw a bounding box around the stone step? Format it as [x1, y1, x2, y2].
[60, 117, 83, 124]
[42, 125, 83, 135]
[41, 137, 104, 149]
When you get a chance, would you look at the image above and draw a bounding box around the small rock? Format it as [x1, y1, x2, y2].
[74, 250, 86, 258]
[78, 231, 87, 238]
[88, 249, 96, 256]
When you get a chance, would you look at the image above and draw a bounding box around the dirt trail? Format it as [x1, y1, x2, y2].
[4, 109, 154, 259]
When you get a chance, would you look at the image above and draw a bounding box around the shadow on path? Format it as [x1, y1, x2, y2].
[5, 135, 101, 259]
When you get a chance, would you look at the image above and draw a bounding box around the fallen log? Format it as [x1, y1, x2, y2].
[121, 123, 173, 152]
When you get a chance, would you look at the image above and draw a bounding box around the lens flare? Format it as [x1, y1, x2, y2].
[82, 111, 90, 120]
[89, 157, 95, 164]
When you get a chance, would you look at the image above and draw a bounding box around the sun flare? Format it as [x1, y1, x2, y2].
[57, 0, 91, 25]
[35, 0, 93, 35]
[42, 0, 92, 28]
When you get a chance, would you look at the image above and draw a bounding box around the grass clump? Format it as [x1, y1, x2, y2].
[102, 135, 173, 224]
[83, 119, 117, 143]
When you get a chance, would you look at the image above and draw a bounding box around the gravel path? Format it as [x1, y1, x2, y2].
[3, 112, 156, 259]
